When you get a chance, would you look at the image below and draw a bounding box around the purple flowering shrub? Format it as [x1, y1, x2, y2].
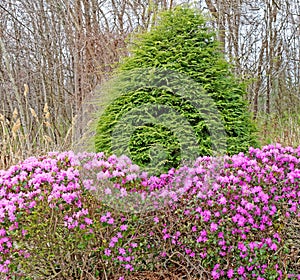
[0, 144, 300, 279]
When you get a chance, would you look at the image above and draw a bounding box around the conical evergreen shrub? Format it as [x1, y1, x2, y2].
[95, 6, 258, 174]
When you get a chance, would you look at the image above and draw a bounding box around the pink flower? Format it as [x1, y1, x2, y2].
[211, 270, 220, 279]
[201, 210, 211, 222]
[105, 188, 112, 195]
[124, 263, 133, 270]
[100, 216, 107, 223]
[119, 248, 126, 255]
[0, 229, 6, 237]
[108, 218, 114, 224]
[120, 188, 127, 197]
[273, 232, 281, 242]
[270, 243, 277, 251]
[104, 248, 111, 256]
[219, 196, 227, 205]
[245, 202, 254, 210]
[160, 251, 167, 257]
[79, 224, 85, 229]
[259, 224, 265, 231]
[163, 234, 170, 240]
[120, 224, 128, 231]
[111, 236, 118, 243]
[237, 266, 245, 275]
[200, 252, 207, 258]
[227, 269, 234, 278]
[200, 229, 207, 236]
[84, 218, 93, 225]
[210, 222, 218, 232]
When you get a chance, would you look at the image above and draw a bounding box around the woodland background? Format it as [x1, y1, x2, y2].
[1, 0, 300, 169]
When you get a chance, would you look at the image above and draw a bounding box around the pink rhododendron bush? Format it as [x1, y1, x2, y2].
[0, 144, 300, 279]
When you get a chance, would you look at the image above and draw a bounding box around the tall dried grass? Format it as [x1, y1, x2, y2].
[255, 111, 300, 149]
[0, 86, 74, 170]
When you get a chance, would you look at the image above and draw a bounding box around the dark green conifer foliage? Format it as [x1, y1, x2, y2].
[95, 6, 258, 173]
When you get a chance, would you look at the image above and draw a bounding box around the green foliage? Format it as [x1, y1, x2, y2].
[95, 6, 258, 173]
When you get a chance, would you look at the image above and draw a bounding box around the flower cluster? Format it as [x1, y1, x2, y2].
[0, 144, 300, 279]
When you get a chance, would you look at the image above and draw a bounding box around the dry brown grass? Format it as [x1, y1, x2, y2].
[0, 90, 74, 170]
[255, 112, 300, 149]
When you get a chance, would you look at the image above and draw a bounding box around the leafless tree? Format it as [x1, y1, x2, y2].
[199, 0, 300, 120]
[0, 0, 174, 159]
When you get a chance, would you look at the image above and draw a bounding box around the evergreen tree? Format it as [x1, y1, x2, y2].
[95, 6, 258, 173]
